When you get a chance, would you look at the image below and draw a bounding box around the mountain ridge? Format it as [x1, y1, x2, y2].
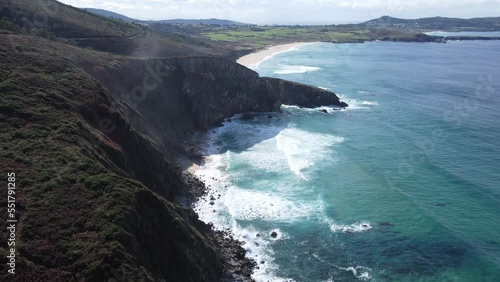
[82, 8, 249, 26]
[360, 15, 500, 30]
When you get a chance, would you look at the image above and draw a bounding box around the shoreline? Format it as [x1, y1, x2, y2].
[180, 132, 257, 281]
[236, 42, 319, 69]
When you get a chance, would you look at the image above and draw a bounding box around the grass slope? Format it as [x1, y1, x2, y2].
[0, 0, 234, 58]
[0, 34, 223, 281]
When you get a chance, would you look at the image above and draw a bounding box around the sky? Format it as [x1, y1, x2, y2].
[59, 0, 500, 24]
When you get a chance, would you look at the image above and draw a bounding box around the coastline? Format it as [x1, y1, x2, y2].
[236, 42, 319, 69]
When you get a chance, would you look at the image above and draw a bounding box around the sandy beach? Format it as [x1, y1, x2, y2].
[237, 42, 319, 69]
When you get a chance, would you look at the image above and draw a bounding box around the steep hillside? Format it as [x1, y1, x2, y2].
[0, 0, 141, 38]
[0, 0, 231, 58]
[0, 32, 346, 281]
[0, 34, 223, 281]
[83, 8, 139, 23]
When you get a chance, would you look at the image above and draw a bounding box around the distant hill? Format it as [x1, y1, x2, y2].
[81, 8, 248, 26]
[0, 0, 233, 58]
[82, 8, 140, 23]
[360, 16, 500, 31]
[155, 18, 249, 26]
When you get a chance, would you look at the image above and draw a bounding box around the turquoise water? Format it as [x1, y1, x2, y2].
[194, 41, 500, 281]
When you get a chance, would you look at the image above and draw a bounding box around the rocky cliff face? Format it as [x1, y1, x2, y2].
[0, 34, 346, 282]
[84, 56, 347, 152]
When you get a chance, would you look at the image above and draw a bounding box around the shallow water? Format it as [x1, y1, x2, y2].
[195, 41, 500, 281]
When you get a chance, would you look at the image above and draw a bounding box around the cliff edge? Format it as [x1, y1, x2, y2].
[84, 56, 347, 152]
[0, 34, 346, 281]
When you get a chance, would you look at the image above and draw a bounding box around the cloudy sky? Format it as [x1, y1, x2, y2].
[59, 0, 500, 24]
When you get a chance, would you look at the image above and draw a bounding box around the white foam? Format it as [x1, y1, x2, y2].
[250, 43, 316, 70]
[343, 99, 379, 111]
[318, 205, 372, 234]
[345, 266, 373, 280]
[281, 104, 346, 114]
[193, 118, 307, 282]
[276, 127, 344, 180]
[193, 115, 349, 282]
[313, 254, 373, 281]
[330, 221, 373, 233]
[274, 65, 321, 75]
[225, 187, 315, 221]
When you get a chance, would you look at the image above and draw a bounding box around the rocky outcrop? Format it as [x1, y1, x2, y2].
[264, 77, 348, 108]
[85, 56, 347, 152]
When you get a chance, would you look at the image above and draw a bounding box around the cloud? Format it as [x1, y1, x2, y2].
[58, 0, 500, 24]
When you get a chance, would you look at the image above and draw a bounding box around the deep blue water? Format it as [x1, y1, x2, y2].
[195, 40, 500, 281]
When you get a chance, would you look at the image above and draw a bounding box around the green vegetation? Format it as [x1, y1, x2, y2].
[362, 15, 500, 31]
[200, 25, 442, 50]
[0, 0, 142, 38]
[0, 34, 222, 281]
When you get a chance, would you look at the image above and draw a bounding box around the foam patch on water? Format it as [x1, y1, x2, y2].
[193, 114, 352, 282]
[276, 127, 344, 180]
[232, 225, 295, 282]
[274, 65, 321, 75]
[343, 99, 379, 111]
[313, 254, 373, 281]
[319, 205, 373, 234]
[193, 116, 316, 281]
[330, 221, 373, 233]
[281, 104, 342, 113]
[225, 187, 316, 221]
[251, 43, 316, 70]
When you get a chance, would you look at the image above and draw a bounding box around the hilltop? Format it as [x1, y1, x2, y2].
[361, 15, 500, 31]
[82, 8, 139, 23]
[0, 0, 238, 58]
[155, 18, 250, 26]
[82, 8, 249, 26]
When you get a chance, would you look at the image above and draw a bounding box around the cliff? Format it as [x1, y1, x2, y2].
[0, 34, 346, 281]
[83, 56, 347, 152]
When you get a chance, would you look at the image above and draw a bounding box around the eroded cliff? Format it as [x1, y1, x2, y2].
[0, 34, 346, 282]
[84, 56, 347, 153]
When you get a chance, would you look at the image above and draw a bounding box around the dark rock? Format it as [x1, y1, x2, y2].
[256, 233, 261, 237]
[209, 201, 214, 205]
[241, 112, 254, 120]
[320, 109, 328, 114]
[267, 115, 273, 119]
[270, 231, 278, 238]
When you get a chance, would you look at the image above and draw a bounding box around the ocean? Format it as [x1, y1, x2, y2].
[194, 40, 500, 281]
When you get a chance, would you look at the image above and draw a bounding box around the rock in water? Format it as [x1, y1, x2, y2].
[270, 231, 278, 238]
[320, 109, 328, 114]
[241, 112, 254, 120]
